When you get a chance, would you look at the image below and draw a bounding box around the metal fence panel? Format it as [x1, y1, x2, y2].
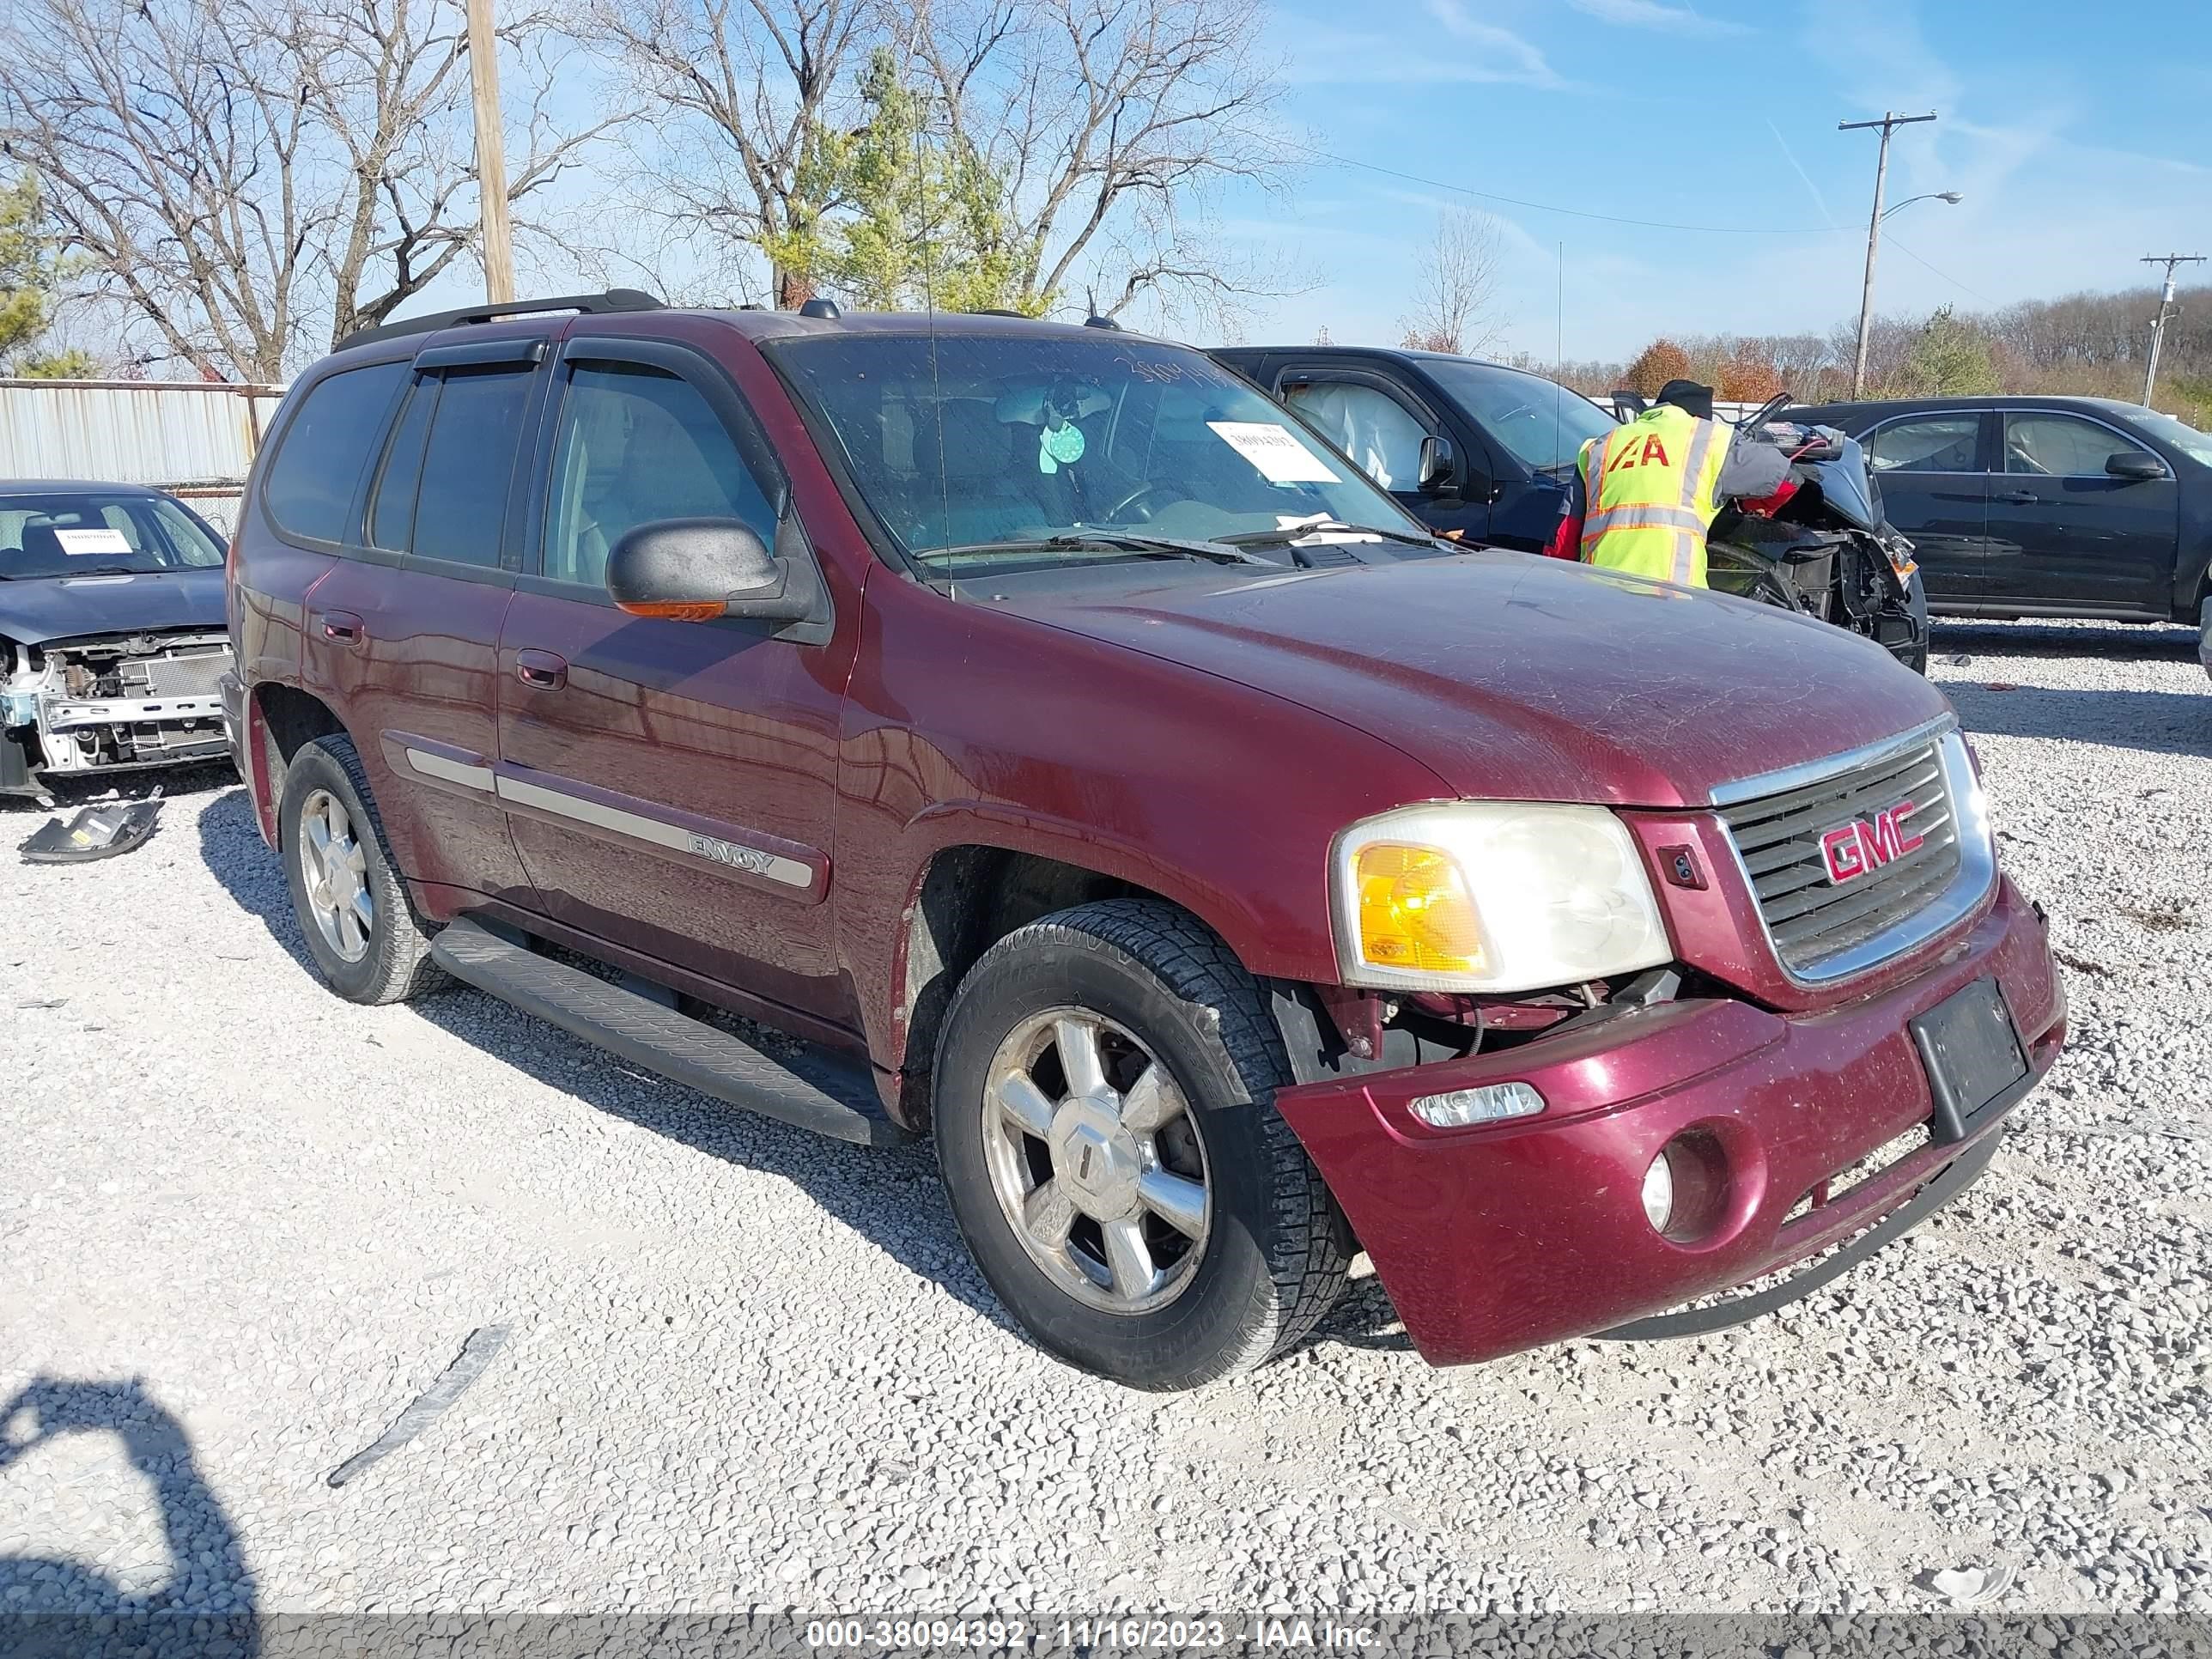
[0, 379, 288, 489]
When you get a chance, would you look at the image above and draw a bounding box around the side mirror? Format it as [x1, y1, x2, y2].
[2106, 451, 2166, 482]
[1418, 434, 1458, 495]
[606, 518, 809, 623]
[1609, 390, 1647, 421]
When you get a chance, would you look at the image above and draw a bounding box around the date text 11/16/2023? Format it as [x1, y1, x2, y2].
[805, 1617, 1382, 1650]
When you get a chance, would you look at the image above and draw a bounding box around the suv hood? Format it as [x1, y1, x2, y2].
[999, 550, 1950, 808]
[0, 568, 227, 647]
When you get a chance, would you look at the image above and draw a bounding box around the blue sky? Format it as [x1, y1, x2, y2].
[1211, 0, 2212, 360]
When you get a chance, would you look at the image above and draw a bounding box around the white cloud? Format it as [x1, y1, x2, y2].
[1564, 0, 1742, 33]
[1800, 0, 1959, 113]
[1280, 0, 1569, 88]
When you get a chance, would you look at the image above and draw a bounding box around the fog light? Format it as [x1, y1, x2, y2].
[1641, 1150, 1675, 1232]
[1408, 1080, 1544, 1128]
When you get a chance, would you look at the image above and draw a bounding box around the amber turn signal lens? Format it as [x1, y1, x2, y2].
[1353, 842, 1486, 975]
[616, 599, 727, 621]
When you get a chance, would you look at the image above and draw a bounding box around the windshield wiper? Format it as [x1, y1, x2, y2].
[921, 533, 1269, 567]
[1215, 521, 1441, 550]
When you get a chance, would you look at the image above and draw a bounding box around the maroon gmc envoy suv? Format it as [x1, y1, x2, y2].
[222, 293, 2064, 1390]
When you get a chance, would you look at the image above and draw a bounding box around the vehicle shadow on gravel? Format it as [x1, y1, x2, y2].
[195, 784, 327, 977]
[1944, 683, 2211, 760]
[0, 1376, 258, 1655]
[191, 787, 1026, 1342]
[1930, 619, 2202, 664]
[192, 787, 1419, 1369]
[0, 760, 239, 816]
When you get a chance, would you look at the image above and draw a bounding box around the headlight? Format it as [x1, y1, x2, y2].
[1329, 802, 1672, 994]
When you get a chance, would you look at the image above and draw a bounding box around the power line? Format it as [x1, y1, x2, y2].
[1884, 234, 1994, 306]
[1282, 138, 1844, 236]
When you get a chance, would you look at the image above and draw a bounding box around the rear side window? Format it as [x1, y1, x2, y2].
[1866, 414, 1980, 474]
[367, 376, 438, 553]
[542, 362, 778, 587]
[261, 362, 408, 544]
[409, 366, 535, 568]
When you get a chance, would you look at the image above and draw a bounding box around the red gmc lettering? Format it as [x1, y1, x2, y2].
[1819, 800, 1923, 885]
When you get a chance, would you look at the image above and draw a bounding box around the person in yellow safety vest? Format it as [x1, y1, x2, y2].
[1569, 379, 1789, 587]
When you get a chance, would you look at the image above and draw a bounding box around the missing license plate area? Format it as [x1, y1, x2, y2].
[1911, 977, 2029, 1145]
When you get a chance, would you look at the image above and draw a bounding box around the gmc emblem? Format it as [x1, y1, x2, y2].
[1820, 800, 1923, 885]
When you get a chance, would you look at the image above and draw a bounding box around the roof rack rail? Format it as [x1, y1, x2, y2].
[336, 289, 665, 351]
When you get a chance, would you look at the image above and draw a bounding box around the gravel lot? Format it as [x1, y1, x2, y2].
[2, 620, 2209, 1632]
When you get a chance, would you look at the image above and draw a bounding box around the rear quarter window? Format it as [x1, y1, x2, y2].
[259, 361, 408, 544]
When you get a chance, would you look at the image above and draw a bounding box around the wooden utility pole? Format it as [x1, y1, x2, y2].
[2140, 253, 2204, 405]
[465, 0, 515, 304]
[1841, 111, 1937, 398]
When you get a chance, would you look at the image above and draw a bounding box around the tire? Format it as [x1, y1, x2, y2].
[933, 898, 1348, 1390]
[277, 733, 442, 1005]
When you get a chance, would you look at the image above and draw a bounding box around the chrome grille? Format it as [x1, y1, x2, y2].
[118, 646, 232, 699]
[1718, 736, 1962, 976]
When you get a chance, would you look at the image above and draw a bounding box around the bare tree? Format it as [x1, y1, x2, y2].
[290, 6, 623, 342]
[1397, 207, 1505, 357]
[1, 0, 310, 379]
[586, 0, 873, 309]
[915, 0, 1295, 325]
[0, 0, 616, 380]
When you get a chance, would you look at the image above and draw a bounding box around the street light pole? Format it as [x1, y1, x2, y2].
[1842, 111, 1937, 398]
[465, 0, 515, 306]
[2140, 253, 2204, 406]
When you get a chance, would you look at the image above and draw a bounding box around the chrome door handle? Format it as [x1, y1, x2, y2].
[2001, 490, 2039, 505]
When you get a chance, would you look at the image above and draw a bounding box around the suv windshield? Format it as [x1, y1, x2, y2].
[2127, 406, 2212, 467]
[0, 491, 227, 579]
[1419, 360, 1616, 471]
[769, 331, 1431, 565]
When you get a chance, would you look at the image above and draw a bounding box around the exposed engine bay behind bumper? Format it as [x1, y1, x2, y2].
[1, 629, 234, 794]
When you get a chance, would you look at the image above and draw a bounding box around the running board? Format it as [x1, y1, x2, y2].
[429, 917, 909, 1148]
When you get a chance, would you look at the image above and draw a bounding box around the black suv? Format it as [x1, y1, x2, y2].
[1789, 395, 2212, 627]
[1208, 346, 1616, 551]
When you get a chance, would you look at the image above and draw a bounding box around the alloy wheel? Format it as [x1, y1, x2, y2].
[981, 1007, 1212, 1314]
[298, 787, 374, 963]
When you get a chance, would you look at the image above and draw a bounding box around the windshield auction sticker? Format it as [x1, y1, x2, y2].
[55, 527, 135, 556]
[1206, 421, 1342, 484]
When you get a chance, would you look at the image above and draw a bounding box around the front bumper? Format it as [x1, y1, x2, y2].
[1273, 874, 2063, 1367]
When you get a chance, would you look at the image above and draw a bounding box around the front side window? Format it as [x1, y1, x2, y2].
[766, 332, 1429, 566]
[0, 491, 227, 578]
[262, 361, 408, 544]
[543, 362, 779, 587]
[1281, 380, 1427, 492]
[409, 366, 534, 568]
[1418, 360, 1615, 472]
[1866, 415, 1981, 474]
[2003, 413, 2159, 478]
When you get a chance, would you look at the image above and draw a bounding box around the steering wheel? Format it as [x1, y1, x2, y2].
[1100, 480, 1158, 522]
